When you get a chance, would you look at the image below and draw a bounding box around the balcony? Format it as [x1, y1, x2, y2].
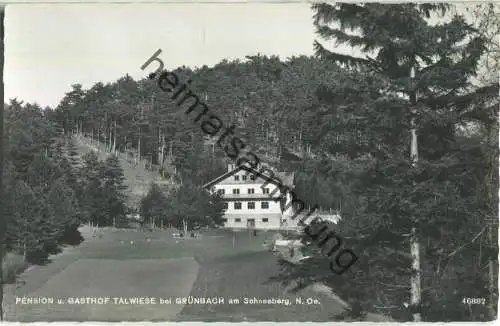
[221, 192, 282, 200]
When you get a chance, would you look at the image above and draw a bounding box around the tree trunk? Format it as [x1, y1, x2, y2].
[112, 120, 117, 154]
[183, 219, 188, 236]
[109, 124, 112, 152]
[169, 140, 173, 158]
[160, 140, 165, 167]
[265, 127, 269, 156]
[158, 128, 161, 166]
[488, 224, 495, 318]
[409, 66, 422, 322]
[137, 127, 141, 163]
[158, 128, 166, 168]
[103, 130, 107, 151]
[485, 120, 498, 319]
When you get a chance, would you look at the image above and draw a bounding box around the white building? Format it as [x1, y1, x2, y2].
[202, 163, 295, 230]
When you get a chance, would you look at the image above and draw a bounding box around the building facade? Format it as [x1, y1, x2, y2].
[203, 163, 295, 230]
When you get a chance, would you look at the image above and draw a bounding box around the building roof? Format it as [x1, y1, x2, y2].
[315, 213, 342, 224]
[202, 163, 295, 190]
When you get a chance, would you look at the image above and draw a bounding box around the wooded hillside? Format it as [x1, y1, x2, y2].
[3, 2, 498, 322]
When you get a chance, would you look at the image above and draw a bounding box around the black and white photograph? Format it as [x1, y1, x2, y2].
[0, 1, 498, 323]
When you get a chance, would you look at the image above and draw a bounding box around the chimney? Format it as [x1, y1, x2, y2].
[227, 163, 235, 172]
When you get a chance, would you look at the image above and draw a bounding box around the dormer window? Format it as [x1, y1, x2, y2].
[234, 175, 240, 181]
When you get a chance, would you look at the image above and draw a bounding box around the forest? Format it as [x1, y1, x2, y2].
[1, 2, 498, 323]
[2, 100, 131, 263]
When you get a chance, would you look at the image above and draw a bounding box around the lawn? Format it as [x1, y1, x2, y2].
[5, 226, 391, 322]
[74, 227, 274, 260]
[9, 258, 199, 322]
[5, 227, 299, 322]
[176, 251, 345, 322]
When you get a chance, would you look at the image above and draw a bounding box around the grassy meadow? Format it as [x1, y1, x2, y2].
[3, 226, 351, 322]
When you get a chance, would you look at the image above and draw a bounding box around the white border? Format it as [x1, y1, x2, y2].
[1, 1, 498, 325]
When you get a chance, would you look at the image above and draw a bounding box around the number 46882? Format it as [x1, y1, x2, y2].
[462, 298, 486, 305]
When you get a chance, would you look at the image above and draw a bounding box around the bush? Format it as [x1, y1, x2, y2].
[26, 248, 52, 265]
[1, 252, 29, 284]
[58, 226, 84, 246]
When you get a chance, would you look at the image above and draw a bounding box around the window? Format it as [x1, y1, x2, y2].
[232, 189, 240, 194]
[235, 218, 241, 222]
[242, 175, 247, 181]
[248, 202, 255, 209]
[250, 175, 256, 180]
[247, 188, 255, 194]
[234, 175, 240, 181]
[263, 188, 270, 194]
[261, 202, 269, 209]
[217, 189, 225, 195]
[223, 202, 228, 209]
[234, 202, 242, 210]
[262, 218, 269, 223]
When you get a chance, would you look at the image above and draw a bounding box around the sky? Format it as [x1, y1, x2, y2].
[5, 3, 324, 108]
[4, 2, 477, 108]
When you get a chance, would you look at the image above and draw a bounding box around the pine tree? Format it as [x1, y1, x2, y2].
[165, 182, 225, 232]
[26, 153, 61, 192]
[54, 84, 86, 135]
[80, 151, 106, 226]
[102, 154, 128, 227]
[66, 137, 81, 175]
[6, 180, 61, 263]
[140, 183, 169, 228]
[46, 178, 83, 246]
[273, 3, 498, 322]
